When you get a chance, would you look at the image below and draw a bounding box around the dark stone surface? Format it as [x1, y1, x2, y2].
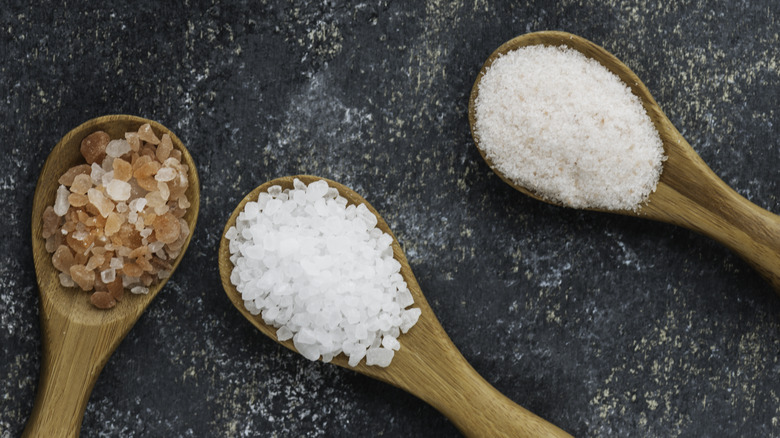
[2, 1, 780, 436]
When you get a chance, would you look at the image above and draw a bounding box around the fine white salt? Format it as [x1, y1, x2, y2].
[227, 178, 419, 368]
[474, 44, 666, 211]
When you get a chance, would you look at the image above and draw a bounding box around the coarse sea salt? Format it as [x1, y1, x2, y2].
[226, 179, 421, 368]
[474, 44, 666, 211]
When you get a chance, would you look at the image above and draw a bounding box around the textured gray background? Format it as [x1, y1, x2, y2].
[2, 1, 780, 437]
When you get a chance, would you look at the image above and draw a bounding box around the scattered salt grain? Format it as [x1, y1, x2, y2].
[227, 178, 419, 367]
[474, 44, 666, 211]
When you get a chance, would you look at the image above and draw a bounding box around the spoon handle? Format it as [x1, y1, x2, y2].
[23, 305, 120, 437]
[643, 127, 780, 290]
[430, 356, 571, 438]
[389, 317, 571, 437]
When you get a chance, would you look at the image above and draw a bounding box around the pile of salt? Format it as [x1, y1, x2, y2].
[226, 178, 420, 367]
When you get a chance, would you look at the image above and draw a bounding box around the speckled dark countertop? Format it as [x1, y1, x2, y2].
[2, 1, 780, 437]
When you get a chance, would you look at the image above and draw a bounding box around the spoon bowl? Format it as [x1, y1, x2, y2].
[219, 175, 570, 438]
[25, 115, 200, 437]
[469, 31, 780, 291]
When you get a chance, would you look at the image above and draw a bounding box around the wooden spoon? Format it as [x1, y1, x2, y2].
[25, 115, 200, 437]
[218, 175, 571, 438]
[468, 31, 780, 292]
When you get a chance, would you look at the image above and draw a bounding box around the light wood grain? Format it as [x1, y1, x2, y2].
[468, 31, 780, 292]
[25, 115, 200, 437]
[218, 175, 571, 438]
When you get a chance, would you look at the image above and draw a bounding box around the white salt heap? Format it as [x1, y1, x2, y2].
[474, 45, 666, 211]
[226, 179, 421, 368]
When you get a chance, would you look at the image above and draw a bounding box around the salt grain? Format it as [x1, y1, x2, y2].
[130, 285, 150, 294]
[106, 139, 131, 158]
[53, 185, 70, 216]
[227, 179, 419, 367]
[106, 179, 131, 201]
[474, 45, 665, 211]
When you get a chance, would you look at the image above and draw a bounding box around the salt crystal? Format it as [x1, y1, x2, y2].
[155, 167, 176, 182]
[157, 134, 173, 161]
[85, 255, 104, 271]
[130, 285, 150, 294]
[137, 123, 160, 145]
[129, 197, 148, 212]
[80, 131, 109, 164]
[153, 212, 180, 244]
[70, 174, 92, 195]
[52, 245, 74, 272]
[112, 158, 133, 181]
[277, 326, 293, 341]
[348, 349, 366, 367]
[397, 288, 414, 308]
[400, 308, 421, 333]
[101, 156, 114, 172]
[59, 272, 76, 287]
[153, 204, 169, 216]
[106, 139, 132, 158]
[110, 257, 124, 269]
[70, 264, 95, 291]
[382, 335, 401, 351]
[365, 347, 394, 367]
[105, 212, 122, 236]
[106, 179, 131, 201]
[101, 268, 116, 283]
[90, 163, 105, 185]
[267, 185, 282, 197]
[101, 170, 114, 186]
[58, 164, 92, 186]
[125, 132, 141, 151]
[53, 185, 70, 216]
[87, 188, 114, 217]
[157, 180, 170, 200]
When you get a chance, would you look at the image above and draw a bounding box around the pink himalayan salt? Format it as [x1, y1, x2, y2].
[125, 132, 141, 152]
[54, 185, 70, 216]
[80, 131, 110, 164]
[106, 179, 131, 201]
[105, 212, 122, 236]
[137, 124, 160, 145]
[58, 164, 91, 186]
[70, 174, 92, 195]
[46, 124, 191, 310]
[153, 213, 180, 244]
[52, 245, 75, 272]
[106, 139, 131, 158]
[69, 264, 95, 291]
[87, 188, 115, 217]
[42, 206, 59, 238]
[113, 158, 132, 181]
[157, 134, 173, 162]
